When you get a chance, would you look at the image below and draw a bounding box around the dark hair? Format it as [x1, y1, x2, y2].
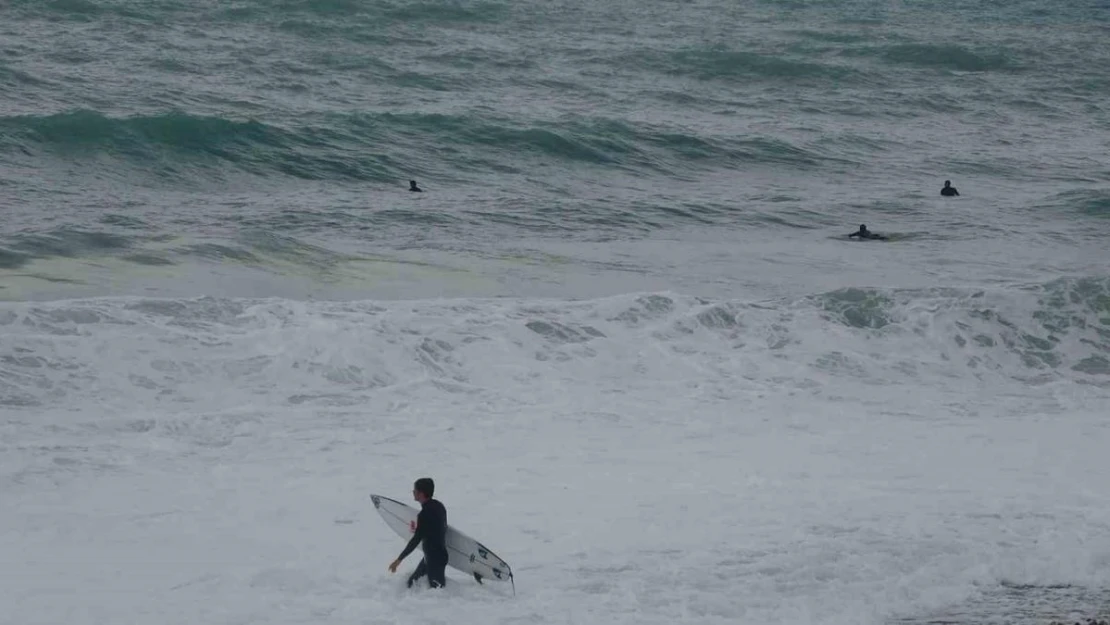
[414, 477, 435, 498]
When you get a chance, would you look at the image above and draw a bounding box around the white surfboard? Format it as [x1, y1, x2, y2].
[370, 494, 514, 591]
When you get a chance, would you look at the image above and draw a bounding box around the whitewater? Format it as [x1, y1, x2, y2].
[2, 0, 1109, 624]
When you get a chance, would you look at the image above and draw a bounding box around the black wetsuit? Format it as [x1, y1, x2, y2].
[941, 186, 959, 196]
[848, 229, 885, 240]
[398, 499, 448, 588]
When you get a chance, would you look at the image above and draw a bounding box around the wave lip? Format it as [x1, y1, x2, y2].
[0, 109, 399, 182]
[1041, 189, 1110, 217]
[1, 108, 835, 183]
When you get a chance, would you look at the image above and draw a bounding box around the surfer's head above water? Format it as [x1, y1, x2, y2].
[848, 224, 885, 240]
[413, 477, 435, 501]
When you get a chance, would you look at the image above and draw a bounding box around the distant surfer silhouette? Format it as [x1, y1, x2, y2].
[409, 180, 423, 192]
[940, 180, 959, 196]
[848, 224, 886, 240]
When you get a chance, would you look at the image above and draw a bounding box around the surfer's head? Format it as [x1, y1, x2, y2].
[859, 224, 868, 232]
[409, 180, 420, 191]
[413, 477, 435, 501]
[944, 180, 952, 188]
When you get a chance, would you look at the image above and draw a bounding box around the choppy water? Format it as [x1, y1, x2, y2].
[2, 0, 1108, 301]
[1, 1, 1109, 624]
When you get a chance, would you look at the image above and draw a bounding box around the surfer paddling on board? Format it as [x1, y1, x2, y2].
[848, 224, 886, 240]
[388, 477, 449, 588]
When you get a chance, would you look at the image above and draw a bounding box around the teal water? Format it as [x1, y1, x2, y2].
[1, 3, 1109, 622]
[1, 0, 1107, 301]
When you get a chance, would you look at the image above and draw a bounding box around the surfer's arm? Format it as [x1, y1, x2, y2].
[396, 514, 426, 561]
[847, 232, 860, 238]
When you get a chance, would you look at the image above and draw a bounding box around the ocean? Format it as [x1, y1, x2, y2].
[1, 1, 1108, 624]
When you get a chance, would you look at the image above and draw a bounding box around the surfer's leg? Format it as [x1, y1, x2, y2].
[427, 552, 447, 588]
[427, 564, 446, 588]
[407, 559, 427, 588]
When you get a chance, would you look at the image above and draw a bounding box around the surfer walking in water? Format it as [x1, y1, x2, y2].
[388, 477, 449, 588]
